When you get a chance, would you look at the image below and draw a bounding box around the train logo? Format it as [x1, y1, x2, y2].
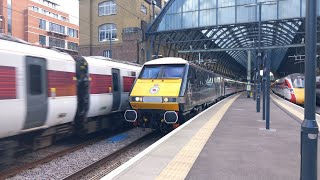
[149, 85, 160, 94]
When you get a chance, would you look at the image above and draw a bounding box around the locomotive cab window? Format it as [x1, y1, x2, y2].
[139, 64, 185, 79]
[29, 64, 42, 95]
[292, 77, 304, 88]
[162, 65, 184, 78]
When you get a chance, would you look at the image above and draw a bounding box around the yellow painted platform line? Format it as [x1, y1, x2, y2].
[270, 95, 304, 120]
[156, 94, 241, 180]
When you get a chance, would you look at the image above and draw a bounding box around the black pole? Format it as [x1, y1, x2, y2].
[262, 54, 266, 120]
[152, 1, 155, 21]
[253, 60, 256, 101]
[256, 2, 262, 112]
[109, 36, 112, 58]
[300, 0, 318, 179]
[247, 50, 251, 98]
[266, 51, 271, 129]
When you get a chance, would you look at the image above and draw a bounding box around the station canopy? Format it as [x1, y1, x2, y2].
[146, 0, 320, 79]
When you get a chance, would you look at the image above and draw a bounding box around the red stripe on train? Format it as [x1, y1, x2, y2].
[123, 76, 135, 92]
[0, 66, 16, 100]
[90, 74, 112, 94]
[47, 70, 76, 97]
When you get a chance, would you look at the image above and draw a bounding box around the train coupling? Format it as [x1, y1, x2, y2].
[164, 111, 178, 124]
[124, 110, 137, 122]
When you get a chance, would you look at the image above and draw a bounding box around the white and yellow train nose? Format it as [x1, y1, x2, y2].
[293, 88, 304, 105]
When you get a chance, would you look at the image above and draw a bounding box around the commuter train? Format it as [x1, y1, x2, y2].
[124, 58, 245, 132]
[0, 36, 141, 165]
[271, 73, 305, 105]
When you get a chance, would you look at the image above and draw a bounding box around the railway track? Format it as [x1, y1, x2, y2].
[61, 132, 156, 180]
[0, 130, 129, 179]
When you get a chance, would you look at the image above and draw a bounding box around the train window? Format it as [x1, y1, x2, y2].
[292, 77, 304, 88]
[112, 73, 119, 91]
[140, 66, 161, 79]
[139, 65, 185, 79]
[162, 65, 184, 78]
[131, 71, 136, 77]
[29, 65, 42, 95]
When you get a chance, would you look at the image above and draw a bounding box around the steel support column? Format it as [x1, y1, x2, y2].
[247, 50, 252, 98]
[256, 3, 262, 113]
[262, 53, 266, 120]
[265, 51, 271, 129]
[300, 0, 319, 179]
[253, 53, 256, 101]
[147, 35, 155, 61]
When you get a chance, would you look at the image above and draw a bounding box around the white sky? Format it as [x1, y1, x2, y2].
[56, 0, 79, 25]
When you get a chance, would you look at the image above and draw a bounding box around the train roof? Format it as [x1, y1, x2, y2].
[84, 56, 141, 71]
[0, 36, 73, 62]
[144, 57, 188, 65]
[88, 56, 141, 67]
[288, 73, 304, 78]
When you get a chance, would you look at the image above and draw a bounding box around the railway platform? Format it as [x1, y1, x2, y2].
[103, 93, 320, 180]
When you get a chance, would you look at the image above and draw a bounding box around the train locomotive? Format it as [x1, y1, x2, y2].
[0, 36, 141, 165]
[124, 57, 245, 132]
[271, 73, 305, 105]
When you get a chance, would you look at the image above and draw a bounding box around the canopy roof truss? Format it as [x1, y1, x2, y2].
[146, 0, 320, 79]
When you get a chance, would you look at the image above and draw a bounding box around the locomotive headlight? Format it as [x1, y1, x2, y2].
[163, 97, 177, 102]
[133, 97, 143, 102]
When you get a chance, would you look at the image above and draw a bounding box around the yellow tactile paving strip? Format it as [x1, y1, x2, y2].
[156, 94, 241, 180]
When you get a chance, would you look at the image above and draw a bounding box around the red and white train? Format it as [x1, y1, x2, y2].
[0, 36, 140, 164]
[271, 73, 305, 105]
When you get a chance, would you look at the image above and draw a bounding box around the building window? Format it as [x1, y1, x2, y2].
[39, 35, 46, 45]
[103, 50, 111, 58]
[49, 37, 65, 48]
[68, 42, 78, 51]
[42, 9, 48, 14]
[99, 24, 117, 42]
[52, 13, 58, 18]
[68, 28, 78, 38]
[60, 16, 67, 21]
[32, 6, 39, 12]
[39, 0, 57, 8]
[39, 19, 46, 30]
[140, 4, 147, 14]
[99, 1, 116, 16]
[49, 22, 65, 34]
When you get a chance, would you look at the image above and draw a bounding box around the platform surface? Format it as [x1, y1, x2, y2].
[103, 93, 320, 180]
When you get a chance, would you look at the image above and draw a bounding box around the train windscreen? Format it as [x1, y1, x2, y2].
[292, 77, 304, 88]
[139, 64, 185, 79]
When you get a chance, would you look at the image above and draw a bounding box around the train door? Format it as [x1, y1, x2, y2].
[24, 56, 48, 129]
[112, 68, 121, 111]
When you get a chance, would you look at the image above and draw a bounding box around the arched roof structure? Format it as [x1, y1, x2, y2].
[146, 0, 320, 79]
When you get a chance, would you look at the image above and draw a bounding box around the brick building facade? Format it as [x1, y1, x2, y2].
[0, 0, 79, 51]
[79, 0, 165, 64]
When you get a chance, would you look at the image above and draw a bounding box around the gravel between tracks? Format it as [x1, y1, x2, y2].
[8, 128, 151, 180]
[80, 133, 162, 180]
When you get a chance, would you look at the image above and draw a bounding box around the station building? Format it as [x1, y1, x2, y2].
[79, 0, 165, 63]
[0, 0, 79, 52]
